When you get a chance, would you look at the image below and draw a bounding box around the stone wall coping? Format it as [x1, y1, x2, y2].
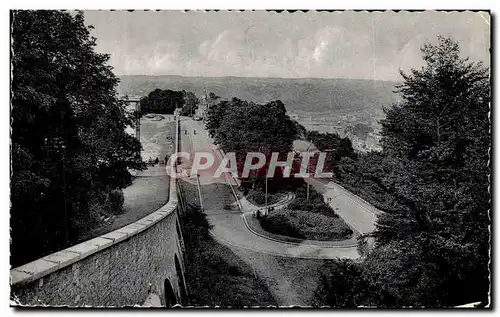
[10, 118, 180, 287]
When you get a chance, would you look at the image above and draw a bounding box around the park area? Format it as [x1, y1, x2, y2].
[140, 114, 176, 163]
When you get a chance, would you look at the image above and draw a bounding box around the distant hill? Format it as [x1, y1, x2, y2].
[117, 75, 401, 115]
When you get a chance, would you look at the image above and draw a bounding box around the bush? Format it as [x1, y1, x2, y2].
[260, 212, 303, 238]
[313, 259, 384, 307]
[288, 197, 339, 218]
[260, 208, 352, 241]
[246, 189, 283, 206]
[108, 189, 125, 215]
[287, 185, 339, 218]
[246, 190, 266, 205]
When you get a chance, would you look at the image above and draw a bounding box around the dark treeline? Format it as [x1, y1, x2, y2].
[139, 88, 206, 118]
[139, 88, 185, 114]
[309, 36, 490, 307]
[10, 11, 144, 266]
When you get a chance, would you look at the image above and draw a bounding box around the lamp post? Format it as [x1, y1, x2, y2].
[304, 141, 315, 201]
[265, 166, 268, 213]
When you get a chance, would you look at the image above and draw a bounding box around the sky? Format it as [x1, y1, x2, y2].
[83, 10, 490, 81]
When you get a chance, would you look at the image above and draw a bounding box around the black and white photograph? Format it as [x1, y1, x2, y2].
[8, 8, 491, 308]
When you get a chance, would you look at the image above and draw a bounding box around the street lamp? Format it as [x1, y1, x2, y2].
[265, 164, 268, 213]
[304, 141, 315, 201]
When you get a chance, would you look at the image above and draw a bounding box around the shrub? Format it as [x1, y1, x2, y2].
[259, 208, 352, 241]
[288, 197, 339, 218]
[246, 189, 284, 206]
[288, 185, 339, 218]
[246, 189, 266, 205]
[260, 212, 304, 238]
[313, 259, 384, 307]
[108, 189, 125, 215]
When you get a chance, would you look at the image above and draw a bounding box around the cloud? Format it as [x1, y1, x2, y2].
[85, 11, 490, 80]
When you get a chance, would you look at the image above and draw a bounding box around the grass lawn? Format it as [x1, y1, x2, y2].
[140, 118, 176, 162]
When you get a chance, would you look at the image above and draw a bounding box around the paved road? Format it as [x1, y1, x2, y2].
[178, 117, 361, 260]
[308, 178, 379, 234]
[294, 137, 382, 235]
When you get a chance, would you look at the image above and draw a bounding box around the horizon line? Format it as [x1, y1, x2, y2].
[117, 73, 402, 83]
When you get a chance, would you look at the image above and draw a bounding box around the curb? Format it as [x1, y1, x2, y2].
[239, 207, 359, 249]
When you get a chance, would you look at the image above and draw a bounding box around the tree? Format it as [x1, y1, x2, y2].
[205, 99, 230, 138]
[307, 130, 356, 179]
[336, 151, 402, 212]
[207, 98, 298, 188]
[139, 88, 184, 114]
[216, 99, 297, 159]
[208, 92, 221, 101]
[293, 120, 308, 140]
[11, 10, 144, 266]
[180, 90, 199, 117]
[344, 123, 374, 140]
[366, 36, 490, 306]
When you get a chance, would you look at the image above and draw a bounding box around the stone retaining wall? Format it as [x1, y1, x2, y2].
[10, 117, 185, 307]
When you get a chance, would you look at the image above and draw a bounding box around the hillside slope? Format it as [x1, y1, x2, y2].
[118, 75, 400, 114]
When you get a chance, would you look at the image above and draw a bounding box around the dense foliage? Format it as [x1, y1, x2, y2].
[181, 205, 277, 307]
[179, 90, 199, 117]
[344, 123, 374, 139]
[317, 36, 490, 307]
[259, 184, 352, 240]
[313, 259, 388, 307]
[246, 189, 283, 206]
[260, 208, 352, 241]
[206, 97, 298, 189]
[11, 11, 144, 266]
[287, 185, 339, 217]
[305, 130, 356, 179]
[139, 88, 185, 114]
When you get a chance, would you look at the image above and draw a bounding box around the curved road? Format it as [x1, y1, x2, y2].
[178, 117, 381, 260]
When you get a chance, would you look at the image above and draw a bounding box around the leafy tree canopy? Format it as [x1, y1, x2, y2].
[180, 90, 200, 117]
[11, 10, 144, 266]
[139, 88, 185, 114]
[206, 98, 298, 185]
[319, 36, 490, 307]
